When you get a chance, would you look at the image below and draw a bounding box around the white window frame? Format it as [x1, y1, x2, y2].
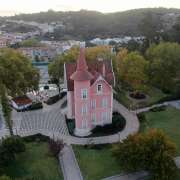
[91, 99, 96, 109]
[101, 111, 108, 123]
[81, 104, 88, 115]
[91, 113, 96, 124]
[102, 98, 108, 108]
[82, 118, 88, 129]
[81, 89, 88, 99]
[97, 84, 102, 94]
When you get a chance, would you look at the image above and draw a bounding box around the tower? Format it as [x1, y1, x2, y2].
[70, 48, 93, 136]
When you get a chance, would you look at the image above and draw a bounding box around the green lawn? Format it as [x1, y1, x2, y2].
[140, 107, 180, 155]
[4, 142, 63, 180]
[73, 145, 122, 180]
[115, 87, 168, 109]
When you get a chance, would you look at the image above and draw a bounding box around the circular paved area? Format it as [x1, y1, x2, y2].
[10, 96, 139, 145]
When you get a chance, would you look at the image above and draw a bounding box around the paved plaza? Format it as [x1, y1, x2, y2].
[11, 96, 69, 138]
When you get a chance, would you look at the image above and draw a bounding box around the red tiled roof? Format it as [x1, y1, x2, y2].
[12, 96, 32, 106]
[65, 60, 115, 91]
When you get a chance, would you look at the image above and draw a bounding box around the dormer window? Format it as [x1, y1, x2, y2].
[81, 89, 88, 99]
[97, 84, 102, 93]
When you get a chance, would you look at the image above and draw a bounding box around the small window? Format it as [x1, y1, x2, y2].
[101, 111, 109, 122]
[102, 98, 108, 108]
[81, 104, 87, 115]
[91, 99, 96, 109]
[81, 89, 88, 99]
[92, 113, 96, 124]
[97, 84, 102, 93]
[82, 118, 88, 129]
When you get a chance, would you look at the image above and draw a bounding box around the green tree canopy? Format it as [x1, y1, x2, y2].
[0, 48, 39, 135]
[118, 51, 149, 91]
[112, 129, 177, 180]
[146, 42, 180, 92]
[0, 48, 39, 97]
[19, 38, 43, 47]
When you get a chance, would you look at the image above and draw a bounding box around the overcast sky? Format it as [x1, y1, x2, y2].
[0, 0, 180, 16]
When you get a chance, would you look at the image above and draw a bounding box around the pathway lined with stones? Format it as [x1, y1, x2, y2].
[59, 145, 83, 180]
[131, 100, 180, 114]
[131, 102, 168, 114]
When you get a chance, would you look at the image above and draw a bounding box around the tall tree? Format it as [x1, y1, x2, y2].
[146, 42, 180, 92]
[0, 48, 40, 135]
[118, 51, 149, 92]
[112, 129, 177, 180]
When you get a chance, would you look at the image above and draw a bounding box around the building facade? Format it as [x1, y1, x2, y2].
[64, 48, 115, 136]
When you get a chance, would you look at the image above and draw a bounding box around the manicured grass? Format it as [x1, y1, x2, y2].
[115, 87, 168, 109]
[73, 145, 122, 180]
[4, 142, 63, 180]
[140, 107, 180, 155]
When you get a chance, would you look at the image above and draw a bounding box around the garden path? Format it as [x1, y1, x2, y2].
[103, 156, 180, 180]
[131, 100, 180, 114]
[59, 145, 83, 180]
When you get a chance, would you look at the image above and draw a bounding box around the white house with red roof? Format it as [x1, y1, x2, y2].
[64, 48, 115, 136]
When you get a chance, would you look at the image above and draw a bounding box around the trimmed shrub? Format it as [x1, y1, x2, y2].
[2, 136, 25, 154]
[91, 112, 126, 136]
[66, 118, 75, 135]
[23, 134, 49, 142]
[0, 136, 26, 167]
[130, 92, 146, 100]
[17, 102, 43, 112]
[28, 102, 43, 111]
[45, 95, 60, 105]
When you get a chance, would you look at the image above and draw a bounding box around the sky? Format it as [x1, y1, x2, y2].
[0, 0, 180, 16]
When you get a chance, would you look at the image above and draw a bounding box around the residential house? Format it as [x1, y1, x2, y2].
[64, 48, 115, 136]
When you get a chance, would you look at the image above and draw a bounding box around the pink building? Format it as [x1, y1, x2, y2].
[64, 48, 115, 136]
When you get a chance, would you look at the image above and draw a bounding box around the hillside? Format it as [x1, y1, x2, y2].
[6, 8, 180, 39]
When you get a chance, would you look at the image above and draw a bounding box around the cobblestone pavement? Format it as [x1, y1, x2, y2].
[12, 95, 69, 138]
[1, 97, 140, 145]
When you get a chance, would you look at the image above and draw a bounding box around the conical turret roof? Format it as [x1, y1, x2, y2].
[70, 48, 94, 81]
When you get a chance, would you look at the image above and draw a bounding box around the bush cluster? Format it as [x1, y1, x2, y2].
[91, 112, 126, 136]
[48, 139, 64, 157]
[45, 94, 60, 105]
[112, 129, 177, 180]
[0, 136, 26, 177]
